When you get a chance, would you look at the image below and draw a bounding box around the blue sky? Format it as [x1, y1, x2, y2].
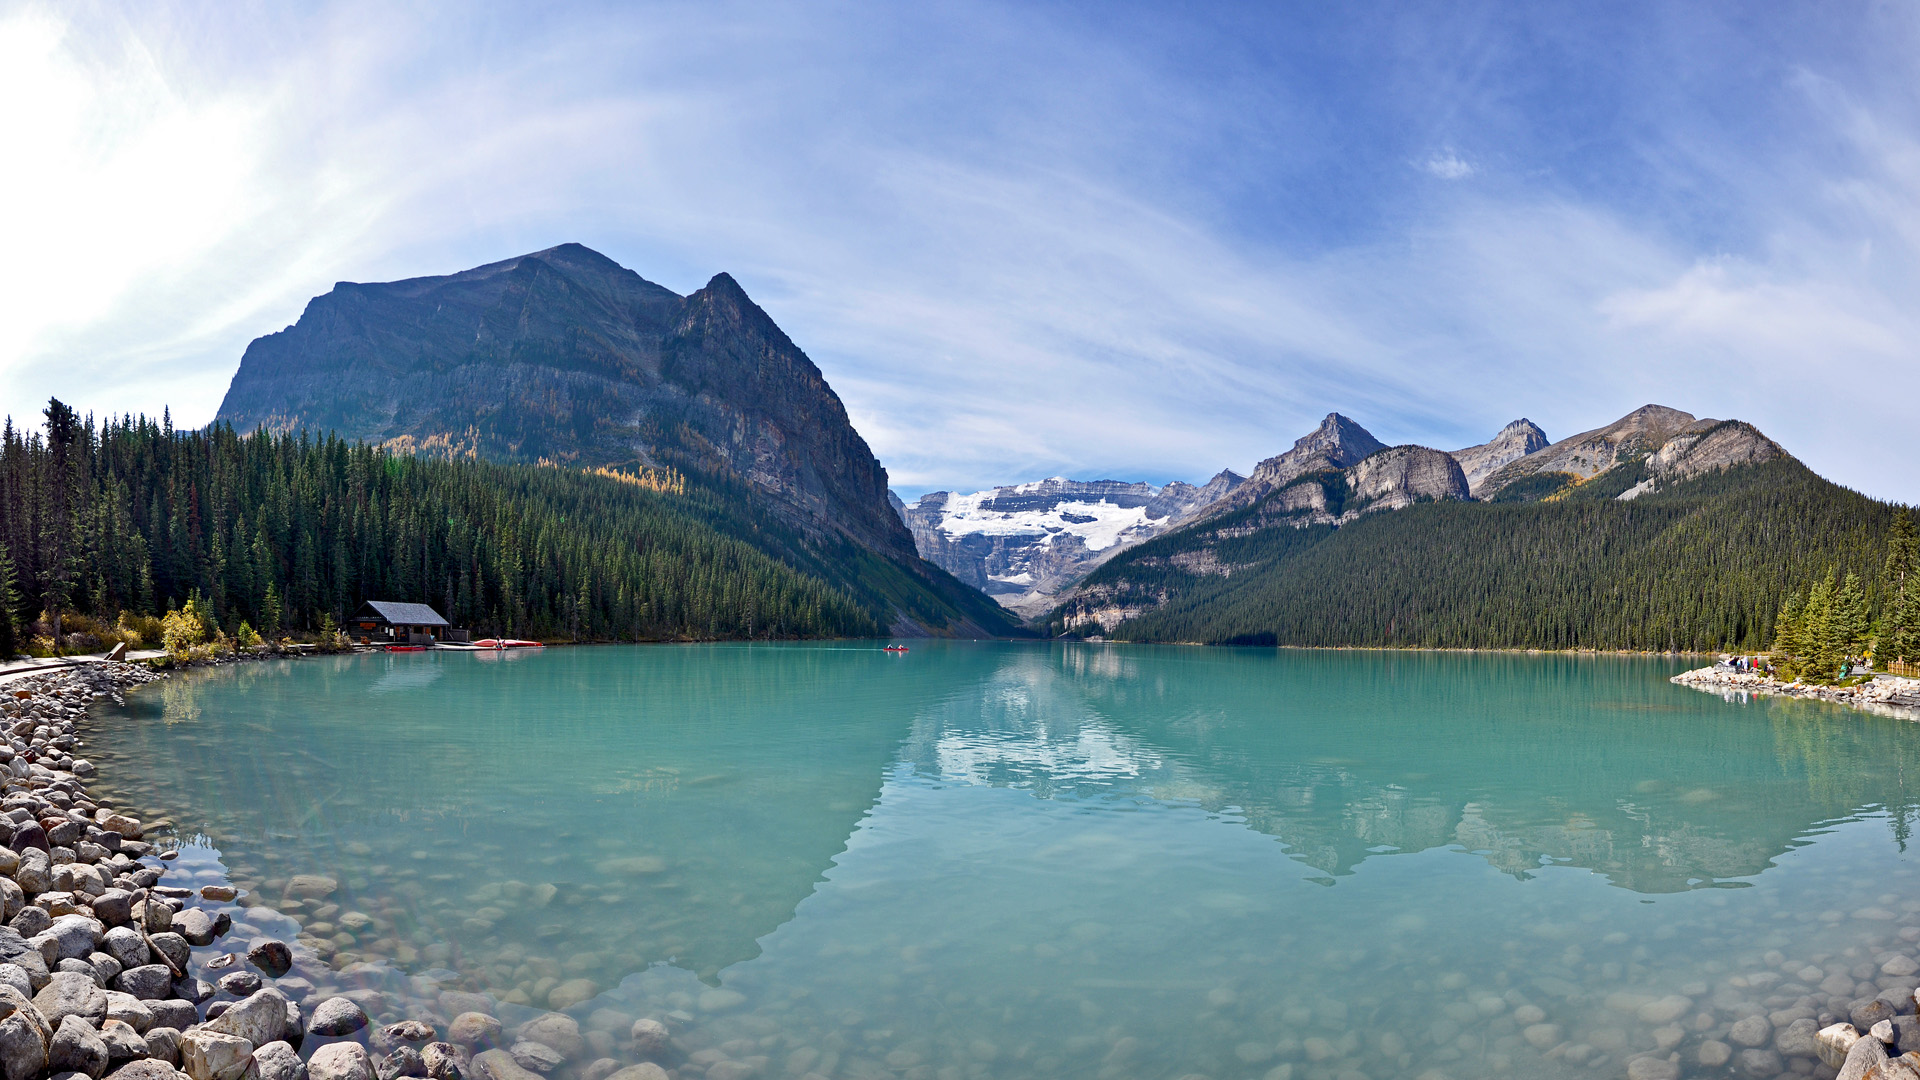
[3, 1, 1917, 501]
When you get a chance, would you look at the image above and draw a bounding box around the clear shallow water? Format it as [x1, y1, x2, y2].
[78, 644, 1920, 1080]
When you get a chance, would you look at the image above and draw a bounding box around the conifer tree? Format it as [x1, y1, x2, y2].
[0, 544, 19, 659]
[1835, 572, 1869, 670]
[1885, 511, 1920, 666]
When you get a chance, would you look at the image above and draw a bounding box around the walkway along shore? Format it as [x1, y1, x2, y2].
[1671, 666, 1920, 721]
[0, 660, 681, 1080]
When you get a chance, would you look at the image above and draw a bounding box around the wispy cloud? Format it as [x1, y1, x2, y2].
[1420, 151, 1475, 180]
[0, 1, 1916, 503]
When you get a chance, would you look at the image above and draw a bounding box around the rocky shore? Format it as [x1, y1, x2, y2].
[1671, 667, 1920, 720]
[0, 663, 688, 1080]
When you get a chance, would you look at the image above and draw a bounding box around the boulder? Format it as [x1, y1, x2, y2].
[469, 1050, 539, 1080]
[111, 967, 170, 1001]
[99, 930, 147, 972]
[250, 1041, 305, 1080]
[179, 1029, 252, 1080]
[307, 1043, 373, 1080]
[445, 1014, 500, 1048]
[377, 1047, 425, 1080]
[140, 1028, 179, 1067]
[145, 935, 187, 975]
[599, 1067, 667, 1080]
[145, 1002, 196, 1034]
[244, 942, 290, 980]
[101, 994, 151, 1035]
[512, 1017, 581, 1063]
[505, 1044, 560, 1074]
[35, 971, 106, 1026]
[0, 1011, 48, 1080]
[626, 1021, 667, 1058]
[420, 1044, 462, 1080]
[105, 1062, 178, 1080]
[308, 997, 368, 1037]
[97, 1020, 148, 1067]
[89, 893, 133, 929]
[207, 990, 289, 1049]
[48, 1015, 110, 1079]
[171, 912, 215, 948]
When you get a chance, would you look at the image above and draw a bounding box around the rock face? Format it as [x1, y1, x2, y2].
[1617, 420, 1787, 500]
[897, 473, 1244, 616]
[1477, 404, 1699, 499]
[216, 244, 914, 561]
[1346, 446, 1471, 512]
[1201, 413, 1387, 520]
[1450, 419, 1548, 497]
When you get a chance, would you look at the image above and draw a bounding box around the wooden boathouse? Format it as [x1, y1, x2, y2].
[350, 601, 464, 645]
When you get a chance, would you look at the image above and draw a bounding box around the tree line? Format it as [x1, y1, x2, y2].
[0, 400, 880, 655]
[1055, 459, 1908, 654]
[1769, 511, 1920, 681]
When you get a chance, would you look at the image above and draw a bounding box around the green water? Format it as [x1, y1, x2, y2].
[79, 644, 1920, 1080]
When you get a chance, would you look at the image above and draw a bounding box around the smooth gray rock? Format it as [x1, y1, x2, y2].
[383, 1023, 434, 1045]
[244, 942, 290, 980]
[179, 1029, 251, 1080]
[170, 912, 214, 949]
[505, 1044, 560, 1074]
[45, 916, 105, 962]
[99, 930, 146, 973]
[214, 973, 259, 998]
[511, 1018, 578, 1063]
[111, 967, 170, 1002]
[9, 908, 51, 939]
[0, 967, 29, 1001]
[139, 1028, 179, 1067]
[100, 994, 150, 1035]
[104, 1061, 177, 1080]
[15, 849, 51, 893]
[14, 950, 49, 993]
[1840, 1032, 1891, 1080]
[205, 990, 288, 1049]
[35, 971, 106, 1026]
[169, 977, 212, 1005]
[377, 1047, 426, 1080]
[0, 1011, 47, 1080]
[307, 1043, 373, 1080]
[0, 880, 22, 923]
[626, 1020, 667, 1058]
[145, 1001, 196, 1034]
[96, 1019, 147, 1067]
[469, 1050, 538, 1080]
[308, 997, 368, 1037]
[88, 893, 132, 929]
[1856, 999, 1899, 1031]
[145, 935, 186, 975]
[251, 1041, 305, 1080]
[48, 1014, 109, 1078]
[87, 953, 122, 988]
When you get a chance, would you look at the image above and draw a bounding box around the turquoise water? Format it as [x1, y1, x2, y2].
[79, 644, 1920, 1080]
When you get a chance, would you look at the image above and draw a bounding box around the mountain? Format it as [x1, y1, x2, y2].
[1043, 405, 1899, 652]
[1450, 419, 1549, 497]
[216, 244, 1018, 637]
[896, 472, 1243, 616]
[1198, 413, 1386, 520]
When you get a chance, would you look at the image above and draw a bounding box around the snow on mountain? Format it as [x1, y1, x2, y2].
[899, 473, 1243, 617]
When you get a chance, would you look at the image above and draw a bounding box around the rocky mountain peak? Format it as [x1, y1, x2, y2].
[1199, 414, 1386, 520]
[217, 244, 913, 559]
[1452, 418, 1551, 498]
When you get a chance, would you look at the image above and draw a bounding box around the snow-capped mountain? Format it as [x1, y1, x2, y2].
[897, 473, 1242, 616]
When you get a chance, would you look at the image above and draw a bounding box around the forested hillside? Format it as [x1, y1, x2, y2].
[0, 402, 1010, 651]
[1050, 459, 1904, 652]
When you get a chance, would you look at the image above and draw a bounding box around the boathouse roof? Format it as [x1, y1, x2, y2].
[355, 601, 450, 627]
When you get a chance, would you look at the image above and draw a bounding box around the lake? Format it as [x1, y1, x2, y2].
[78, 643, 1920, 1080]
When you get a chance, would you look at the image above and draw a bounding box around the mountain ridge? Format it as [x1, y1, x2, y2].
[216, 243, 1019, 637]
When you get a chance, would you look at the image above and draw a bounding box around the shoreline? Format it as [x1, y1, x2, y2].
[1671, 665, 1920, 720]
[4, 658, 683, 1080]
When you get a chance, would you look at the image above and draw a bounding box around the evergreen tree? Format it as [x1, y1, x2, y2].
[1885, 511, 1920, 666]
[0, 544, 19, 659]
[1835, 572, 1870, 669]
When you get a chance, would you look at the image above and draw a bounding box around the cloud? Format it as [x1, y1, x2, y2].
[1420, 151, 1476, 180]
[0, 1, 1916, 505]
